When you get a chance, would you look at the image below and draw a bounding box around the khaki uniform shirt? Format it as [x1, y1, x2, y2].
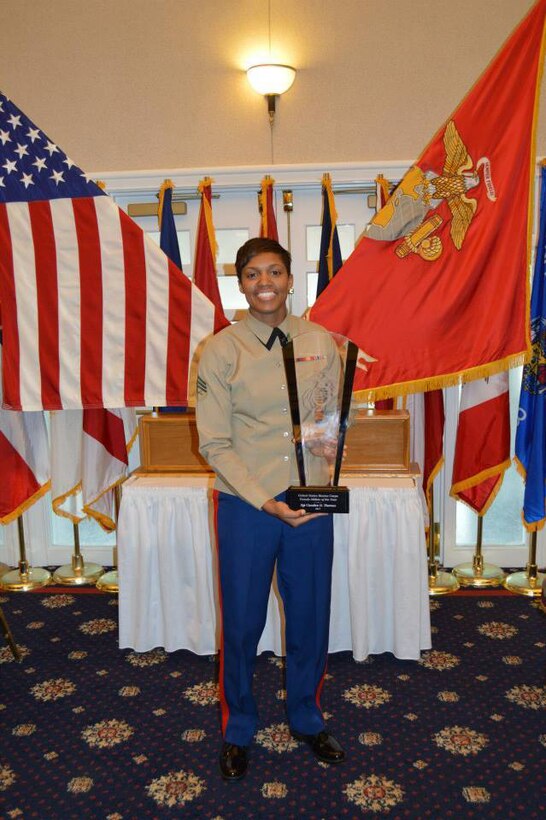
[196, 312, 340, 509]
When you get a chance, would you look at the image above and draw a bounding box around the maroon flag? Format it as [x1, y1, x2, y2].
[259, 176, 279, 241]
[423, 390, 445, 504]
[193, 178, 229, 330]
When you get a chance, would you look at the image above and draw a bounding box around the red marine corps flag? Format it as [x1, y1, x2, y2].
[311, 0, 546, 400]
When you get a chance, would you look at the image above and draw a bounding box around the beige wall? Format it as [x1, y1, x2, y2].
[1, 0, 544, 172]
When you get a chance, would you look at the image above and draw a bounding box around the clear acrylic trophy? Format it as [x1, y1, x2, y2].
[282, 330, 357, 513]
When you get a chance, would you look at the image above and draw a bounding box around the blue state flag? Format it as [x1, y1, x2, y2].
[316, 174, 342, 298]
[159, 183, 182, 270]
[158, 181, 185, 412]
[515, 163, 546, 530]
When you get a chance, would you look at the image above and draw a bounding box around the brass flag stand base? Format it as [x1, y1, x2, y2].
[53, 523, 104, 586]
[427, 489, 459, 595]
[504, 533, 545, 596]
[453, 517, 505, 587]
[0, 517, 51, 592]
[429, 565, 460, 595]
[96, 568, 119, 593]
[96, 486, 121, 593]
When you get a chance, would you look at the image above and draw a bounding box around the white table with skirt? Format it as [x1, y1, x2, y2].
[117, 474, 431, 661]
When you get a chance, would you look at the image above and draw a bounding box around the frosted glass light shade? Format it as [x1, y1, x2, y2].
[246, 64, 296, 96]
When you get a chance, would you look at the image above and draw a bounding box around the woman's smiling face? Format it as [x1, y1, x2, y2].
[238, 252, 293, 326]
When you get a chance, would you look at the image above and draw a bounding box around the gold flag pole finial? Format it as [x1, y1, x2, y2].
[157, 179, 175, 230]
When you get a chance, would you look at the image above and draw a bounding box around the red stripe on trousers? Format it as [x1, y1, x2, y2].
[73, 199, 103, 407]
[315, 659, 327, 712]
[119, 209, 146, 405]
[83, 409, 128, 464]
[166, 258, 191, 405]
[0, 431, 41, 519]
[0, 204, 21, 409]
[212, 490, 230, 736]
[29, 201, 61, 408]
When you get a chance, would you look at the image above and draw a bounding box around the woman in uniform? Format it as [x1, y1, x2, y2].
[196, 237, 345, 780]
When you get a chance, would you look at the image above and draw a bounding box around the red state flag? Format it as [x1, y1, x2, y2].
[450, 373, 511, 515]
[0, 341, 49, 523]
[50, 407, 137, 532]
[311, 0, 546, 401]
[193, 178, 229, 330]
[259, 176, 279, 241]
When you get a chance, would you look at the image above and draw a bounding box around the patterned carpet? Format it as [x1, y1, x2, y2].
[0, 587, 544, 818]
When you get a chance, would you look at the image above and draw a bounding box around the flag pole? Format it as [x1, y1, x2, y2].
[95, 484, 122, 593]
[0, 515, 51, 591]
[452, 515, 505, 587]
[283, 189, 294, 312]
[53, 522, 104, 586]
[427, 484, 460, 595]
[503, 532, 546, 596]
[283, 189, 293, 253]
[0, 603, 20, 661]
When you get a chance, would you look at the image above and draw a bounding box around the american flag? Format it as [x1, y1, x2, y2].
[0, 92, 221, 411]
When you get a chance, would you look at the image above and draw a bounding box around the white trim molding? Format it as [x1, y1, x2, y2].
[89, 160, 414, 198]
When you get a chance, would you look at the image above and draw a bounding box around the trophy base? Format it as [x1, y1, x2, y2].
[286, 486, 349, 514]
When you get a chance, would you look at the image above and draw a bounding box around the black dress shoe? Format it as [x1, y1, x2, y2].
[291, 729, 345, 764]
[219, 742, 248, 780]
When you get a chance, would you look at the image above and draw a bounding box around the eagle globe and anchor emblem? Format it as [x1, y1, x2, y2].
[365, 119, 497, 261]
[353, 119, 497, 377]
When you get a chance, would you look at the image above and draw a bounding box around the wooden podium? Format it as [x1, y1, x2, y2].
[138, 409, 410, 475]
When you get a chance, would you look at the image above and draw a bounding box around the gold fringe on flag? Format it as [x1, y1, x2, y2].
[425, 455, 445, 508]
[51, 481, 84, 526]
[450, 458, 512, 517]
[353, 350, 530, 405]
[0, 481, 51, 526]
[513, 456, 546, 532]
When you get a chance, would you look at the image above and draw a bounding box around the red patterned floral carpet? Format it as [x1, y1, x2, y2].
[0, 587, 544, 818]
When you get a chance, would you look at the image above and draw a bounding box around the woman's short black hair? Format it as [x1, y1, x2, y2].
[235, 237, 291, 281]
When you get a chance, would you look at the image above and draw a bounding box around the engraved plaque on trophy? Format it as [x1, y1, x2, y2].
[282, 331, 358, 514]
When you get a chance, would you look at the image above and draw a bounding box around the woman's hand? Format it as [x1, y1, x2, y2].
[305, 436, 346, 467]
[262, 498, 326, 527]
